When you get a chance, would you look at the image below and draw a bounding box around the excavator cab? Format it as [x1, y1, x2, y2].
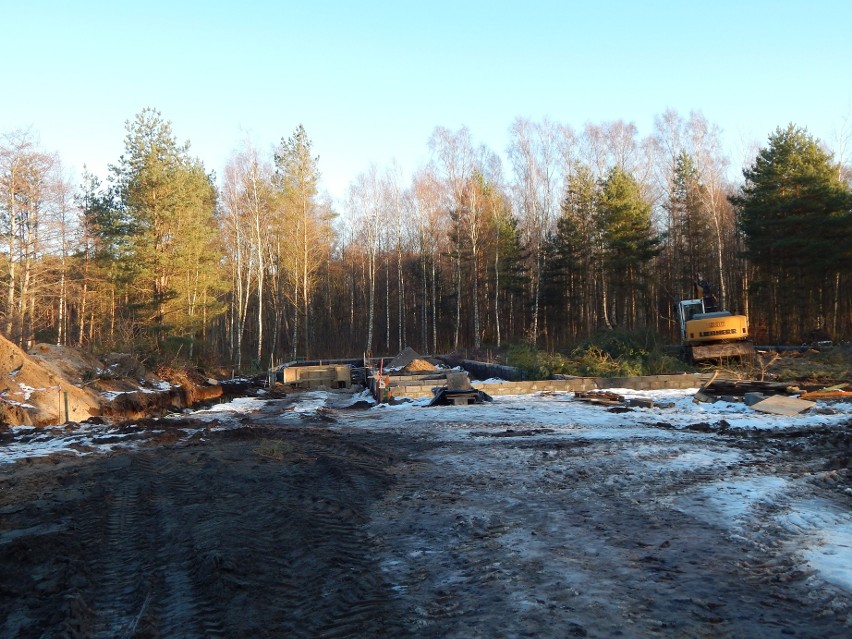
[677, 299, 706, 341]
[677, 278, 753, 362]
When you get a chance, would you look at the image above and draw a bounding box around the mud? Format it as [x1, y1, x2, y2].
[0, 393, 850, 638]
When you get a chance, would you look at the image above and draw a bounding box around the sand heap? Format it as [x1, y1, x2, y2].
[402, 358, 438, 373]
[386, 347, 437, 374]
[0, 339, 101, 426]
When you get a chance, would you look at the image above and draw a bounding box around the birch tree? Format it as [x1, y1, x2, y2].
[508, 117, 561, 344]
[429, 126, 477, 349]
[411, 166, 446, 353]
[221, 143, 275, 369]
[346, 165, 385, 354]
[0, 130, 57, 346]
[274, 125, 326, 359]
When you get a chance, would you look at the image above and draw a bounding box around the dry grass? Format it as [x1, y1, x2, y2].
[699, 345, 851, 385]
[763, 345, 851, 384]
[253, 439, 294, 461]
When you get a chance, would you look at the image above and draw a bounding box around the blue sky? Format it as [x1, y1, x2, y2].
[2, 1, 850, 200]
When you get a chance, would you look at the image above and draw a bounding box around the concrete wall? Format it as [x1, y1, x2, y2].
[388, 373, 711, 400]
[280, 365, 352, 389]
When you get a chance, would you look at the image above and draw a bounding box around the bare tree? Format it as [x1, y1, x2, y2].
[508, 117, 561, 344]
[220, 143, 272, 370]
[429, 126, 477, 349]
[384, 161, 410, 352]
[346, 165, 385, 354]
[0, 130, 57, 346]
[688, 112, 733, 309]
[411, 166, 447, 353]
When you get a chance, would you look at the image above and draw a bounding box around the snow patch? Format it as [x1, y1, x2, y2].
[785, 499, 852, 593]
[701, 476, 790, 523]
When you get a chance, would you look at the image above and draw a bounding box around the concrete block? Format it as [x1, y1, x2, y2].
[627, 398, 654, 409]
[751, 395, 815, 416]
[446, 371, 471, 391]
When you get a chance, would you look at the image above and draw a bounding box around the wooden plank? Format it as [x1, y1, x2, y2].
[693, 370, 720, 404]
[574, 390, 624, 406]
[703, 379, 799, 396]
[798, 390, 852, 402]
[751, 395, 816, 416]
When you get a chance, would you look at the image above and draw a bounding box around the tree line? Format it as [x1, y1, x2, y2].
[1, 108, 850, 369]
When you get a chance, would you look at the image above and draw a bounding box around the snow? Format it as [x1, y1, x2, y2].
[100, 390, 129, 401]
[287, 390, 327, 413]
[1, 385, 850, 593]
[787, 499, 852, 593]
[0, 422, 146, 463]
[698, 476, 790, 523]
[101, 381, 176, 401]
[193, 396, 266, 415]
[4, 387, 849, 456]
[360, 387, 852, 437]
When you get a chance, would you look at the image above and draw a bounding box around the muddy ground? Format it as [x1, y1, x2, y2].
[1, 391, 850, 638]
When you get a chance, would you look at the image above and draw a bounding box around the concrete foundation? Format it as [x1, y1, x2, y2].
[388, 373, 712, 400]
[279, 365, 353, 389]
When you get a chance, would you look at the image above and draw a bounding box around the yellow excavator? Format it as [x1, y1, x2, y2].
[677, 277, 753, 362]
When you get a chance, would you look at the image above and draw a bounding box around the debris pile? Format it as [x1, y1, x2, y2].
[402, 358, 438, 373]
[428, 371, 492, 406]
[573, 390, 670, 410]
[694, 373, 850, 416]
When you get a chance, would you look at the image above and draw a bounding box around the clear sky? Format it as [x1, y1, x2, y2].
[2, 1, 850, 200]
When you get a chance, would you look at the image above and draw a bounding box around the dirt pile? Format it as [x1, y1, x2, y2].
[760, 344, 851, 384]
[0, 339, 100, 426]
[386, 347, 438, 374]
[0, 336, 229, 427]
[100, 367, 225, 420]
[402, 358, 437, 373]
[386, 346, 420, 369]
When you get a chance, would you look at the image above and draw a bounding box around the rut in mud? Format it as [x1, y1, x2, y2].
[1, 414, 404, 638]
[0, 391, 850, 638]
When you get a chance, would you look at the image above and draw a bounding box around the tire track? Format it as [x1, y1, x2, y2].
[90, 457, 150, 639]
[137, 451, 228, 638]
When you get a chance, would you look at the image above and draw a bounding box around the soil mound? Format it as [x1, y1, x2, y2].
[0, 337, 229, 427]
[0, 338, 100, 426]
[387, 347, 421, 370]
[402, 358, 437, 373]
[386, 347, 438, 374]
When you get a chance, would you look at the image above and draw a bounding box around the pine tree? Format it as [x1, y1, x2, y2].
[664, 152, 715, 298]
[598, 167, 661, 329]
[109, 108, 219, 354]
[731, 124, 852, 341]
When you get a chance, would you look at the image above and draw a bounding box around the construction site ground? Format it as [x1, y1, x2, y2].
[1, 385, 851, 638]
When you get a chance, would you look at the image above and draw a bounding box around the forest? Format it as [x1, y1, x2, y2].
[1, 108, 850, 371]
